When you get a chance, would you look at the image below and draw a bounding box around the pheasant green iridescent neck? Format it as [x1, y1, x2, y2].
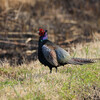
[39, 32, 48, 42]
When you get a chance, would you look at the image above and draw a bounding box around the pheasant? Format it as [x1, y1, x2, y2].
[38, 28, 98, 73]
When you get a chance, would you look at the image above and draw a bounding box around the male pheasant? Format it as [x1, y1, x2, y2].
[38, 28, 97, 73]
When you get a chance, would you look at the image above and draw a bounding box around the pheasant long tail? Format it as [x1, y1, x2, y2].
[67, 58, 98, 65]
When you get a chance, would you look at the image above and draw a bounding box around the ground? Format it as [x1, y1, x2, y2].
[0, 41, 100, 100]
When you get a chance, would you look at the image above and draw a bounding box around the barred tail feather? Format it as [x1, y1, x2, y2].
[67, 58, 95, 65]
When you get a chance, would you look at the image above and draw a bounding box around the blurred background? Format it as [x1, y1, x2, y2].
[0, 0, 100, 65]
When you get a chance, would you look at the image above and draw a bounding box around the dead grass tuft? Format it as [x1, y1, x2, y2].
[0, 0, 37, 10]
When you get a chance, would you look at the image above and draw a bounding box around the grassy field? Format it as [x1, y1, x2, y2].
[0, 41, 100, 100]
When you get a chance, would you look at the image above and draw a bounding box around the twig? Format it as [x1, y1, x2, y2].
[15, 3, 23, 20]
[0, 40, 31, 47]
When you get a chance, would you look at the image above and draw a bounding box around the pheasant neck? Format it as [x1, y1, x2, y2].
[39, 32, 48, 42]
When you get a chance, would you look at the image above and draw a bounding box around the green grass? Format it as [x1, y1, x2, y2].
[0, 41, 100, 100]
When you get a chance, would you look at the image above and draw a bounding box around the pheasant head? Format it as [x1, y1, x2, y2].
[38, 28, 48, 42]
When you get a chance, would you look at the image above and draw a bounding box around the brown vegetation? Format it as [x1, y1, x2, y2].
[0, 0, 36, 10]
[0, 0, 100, 65]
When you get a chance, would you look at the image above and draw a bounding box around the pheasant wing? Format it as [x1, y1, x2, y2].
[42, 45, 58, 66]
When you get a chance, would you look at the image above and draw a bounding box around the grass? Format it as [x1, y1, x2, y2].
[0, 41, 100, 100]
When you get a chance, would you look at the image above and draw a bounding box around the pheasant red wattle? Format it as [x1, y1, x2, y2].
[39, 28, 45, 36]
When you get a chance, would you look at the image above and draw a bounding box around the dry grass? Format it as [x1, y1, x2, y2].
[0, 41, 100, 100]
[0, 0, 37, 10]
